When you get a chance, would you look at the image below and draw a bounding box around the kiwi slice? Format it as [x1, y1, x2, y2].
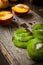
[27, 38, 43, 61]
[33, 24, 43, 30]
[13, 28, 32, 49]
[32, 24, 43, 40]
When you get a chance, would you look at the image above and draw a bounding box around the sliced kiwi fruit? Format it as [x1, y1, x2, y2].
[27, 38, 43, 61]
[32, 24, 43, 40]
[13, 28, 33, 49]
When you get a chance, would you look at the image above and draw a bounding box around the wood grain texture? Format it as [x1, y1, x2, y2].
[0, 10, 43, 65]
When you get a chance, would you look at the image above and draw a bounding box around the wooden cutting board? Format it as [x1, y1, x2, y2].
[0, 10, 43, 65]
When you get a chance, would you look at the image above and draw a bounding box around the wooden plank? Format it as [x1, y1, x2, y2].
[0, 10, 43, 65]
[0, 50, 10, 65]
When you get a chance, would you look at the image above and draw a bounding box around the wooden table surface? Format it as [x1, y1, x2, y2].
[0, 10, 43, 65]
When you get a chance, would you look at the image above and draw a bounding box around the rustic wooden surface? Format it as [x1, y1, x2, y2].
[0, 10, 43, 65]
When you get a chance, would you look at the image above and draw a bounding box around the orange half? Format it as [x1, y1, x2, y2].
[12, 4, 30, 14]
[0, 11, 13, 24]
